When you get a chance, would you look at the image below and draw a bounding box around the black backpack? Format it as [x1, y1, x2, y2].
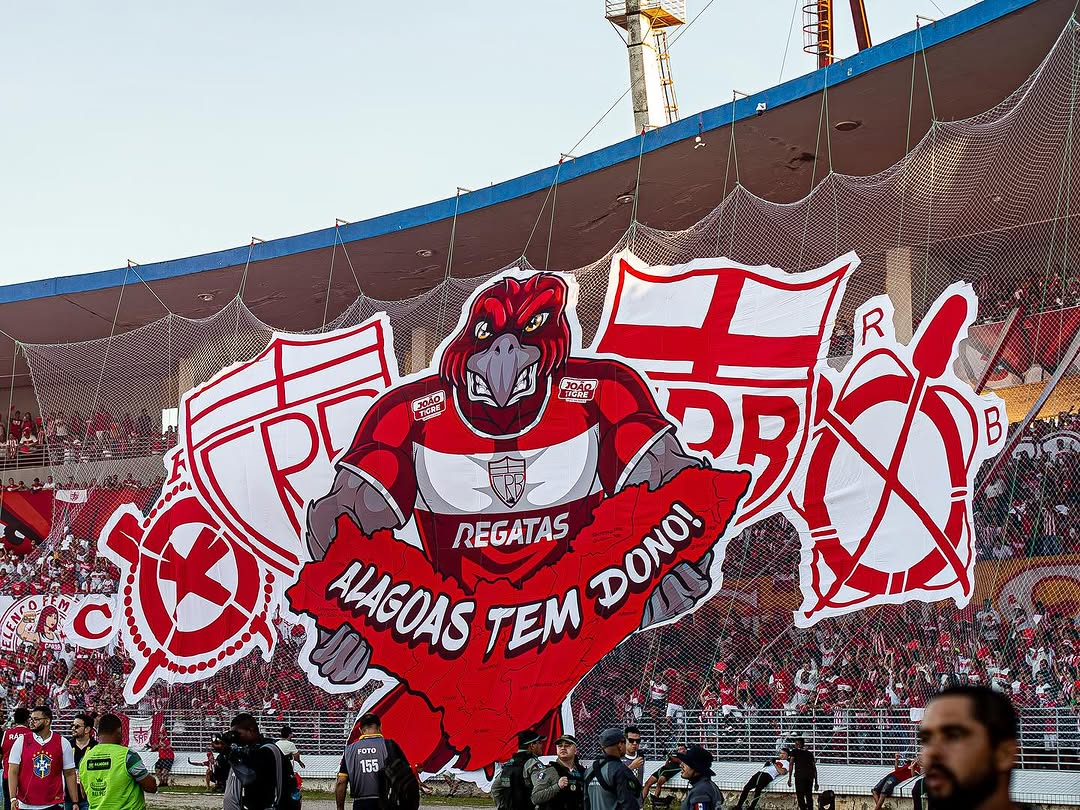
[380, 741, 420, 810]
[261, 743, 302, 810]
[500, 751, 537, 810]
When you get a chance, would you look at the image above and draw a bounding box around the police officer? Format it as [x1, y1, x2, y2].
[583, 729, 641, 810]
[672, 745, 722, 810]
[492, 730, 545, 810]
[531, 734, 584, 810]
[335, 713, 416, 810]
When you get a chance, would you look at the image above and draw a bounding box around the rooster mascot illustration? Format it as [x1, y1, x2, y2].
[300, 271, 728, 771]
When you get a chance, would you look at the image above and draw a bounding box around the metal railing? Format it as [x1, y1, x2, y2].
[47, 705, 1080, 770]
[615, 707, 1080, 770]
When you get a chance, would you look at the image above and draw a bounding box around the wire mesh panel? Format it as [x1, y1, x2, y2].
[1, 14, 1080, 781]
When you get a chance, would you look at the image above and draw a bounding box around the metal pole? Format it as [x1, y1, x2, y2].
[625, 0, 651, 133]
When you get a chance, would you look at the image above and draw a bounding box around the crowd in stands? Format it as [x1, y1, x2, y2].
[0, 616, 362, 733]
[975, 408, 1080, 559]
[0, 474, 164, 595]
[572, 590, 1080, 761]
[0, 406, 177, 467]
[973, 266, 1080, 324]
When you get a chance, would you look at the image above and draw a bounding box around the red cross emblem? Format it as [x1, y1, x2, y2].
[99, 472, 275, 701]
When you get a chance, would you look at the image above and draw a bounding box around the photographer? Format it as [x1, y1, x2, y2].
[225, 715, 298, 810]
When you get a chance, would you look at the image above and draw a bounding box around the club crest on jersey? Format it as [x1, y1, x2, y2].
[488, 457, 526, 507]
[412, 391, 447, 421]
[32, 751, 52, 778]
[558, 377, 597, 402]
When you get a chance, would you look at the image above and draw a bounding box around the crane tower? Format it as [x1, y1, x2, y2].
[606, 0, 685, 132]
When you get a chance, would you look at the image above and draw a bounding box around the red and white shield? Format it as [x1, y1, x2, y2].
[182, 318, 397, 575]
[97, 475, 276, 702]
[592, 250, 855, 525]
[488, 457, 526, 507]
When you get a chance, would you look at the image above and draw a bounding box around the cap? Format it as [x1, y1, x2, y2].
[599, 728, 626, 747]
[517, 730, 546, 747]
[673, 744, 714, 776]
[554, 734, 578, 746]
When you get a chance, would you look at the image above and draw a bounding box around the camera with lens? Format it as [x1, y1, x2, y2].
[221, 730, 255, 764]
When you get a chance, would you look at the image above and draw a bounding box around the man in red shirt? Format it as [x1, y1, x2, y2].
[7, 706, 76, 810]
[2, 709, 30, 810]
[871, 753, 920, 810]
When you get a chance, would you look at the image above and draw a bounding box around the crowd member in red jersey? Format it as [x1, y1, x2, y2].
[7, 706, 76, 810]
[2, 709, 30, 810]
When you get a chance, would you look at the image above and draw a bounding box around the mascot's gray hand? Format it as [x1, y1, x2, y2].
[640, 551, 714, 629]
[310, 626, 371, 685]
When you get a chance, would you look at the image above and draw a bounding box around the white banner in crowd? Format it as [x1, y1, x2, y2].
[54, 489, 89, 504]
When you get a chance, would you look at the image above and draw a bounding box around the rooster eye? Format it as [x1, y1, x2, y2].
[474, 320, 492, 340]
[523, 312, 549, 333]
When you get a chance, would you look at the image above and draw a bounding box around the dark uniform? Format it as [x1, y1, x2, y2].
[584, 753, 641, 810]
[787, 742, 817, 810]
[493, 750, 543, 810]
[339, 734, 411, 810]
[682, 774, 722, 810]
[672, 745, 721, 810]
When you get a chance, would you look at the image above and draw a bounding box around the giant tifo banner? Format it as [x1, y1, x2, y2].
[67, 251, 1007, 773]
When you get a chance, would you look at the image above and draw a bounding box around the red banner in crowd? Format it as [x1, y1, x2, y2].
[962, 304, 1080, 386]
[0, 488, 156, 555]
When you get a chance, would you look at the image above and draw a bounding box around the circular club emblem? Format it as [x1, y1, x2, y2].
[801, 366, 977, 617]
[117, 482, 273, 679]
[0, 594, 72, 651]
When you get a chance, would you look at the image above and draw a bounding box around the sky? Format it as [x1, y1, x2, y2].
[0, 0, 980, 287]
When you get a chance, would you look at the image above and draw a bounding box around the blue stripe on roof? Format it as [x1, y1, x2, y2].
[0, 0, 1041, 305]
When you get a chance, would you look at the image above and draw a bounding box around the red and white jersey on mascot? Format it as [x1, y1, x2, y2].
[338, 357, 671, 588]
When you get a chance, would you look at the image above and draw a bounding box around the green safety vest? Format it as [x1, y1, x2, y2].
[78, 743, 145, 810]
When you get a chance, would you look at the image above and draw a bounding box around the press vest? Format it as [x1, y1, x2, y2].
[78, 744, 144, 810]
[342, 736, 388, 803]
[17, 733, 66, 806]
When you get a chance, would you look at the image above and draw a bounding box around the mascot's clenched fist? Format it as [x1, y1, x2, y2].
[305, 272, 710, 686]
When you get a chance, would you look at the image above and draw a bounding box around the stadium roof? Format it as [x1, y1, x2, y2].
[0, 0, 1075, 387]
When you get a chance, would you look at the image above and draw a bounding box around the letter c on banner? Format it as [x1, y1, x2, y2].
[65, 596, 118, 648]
